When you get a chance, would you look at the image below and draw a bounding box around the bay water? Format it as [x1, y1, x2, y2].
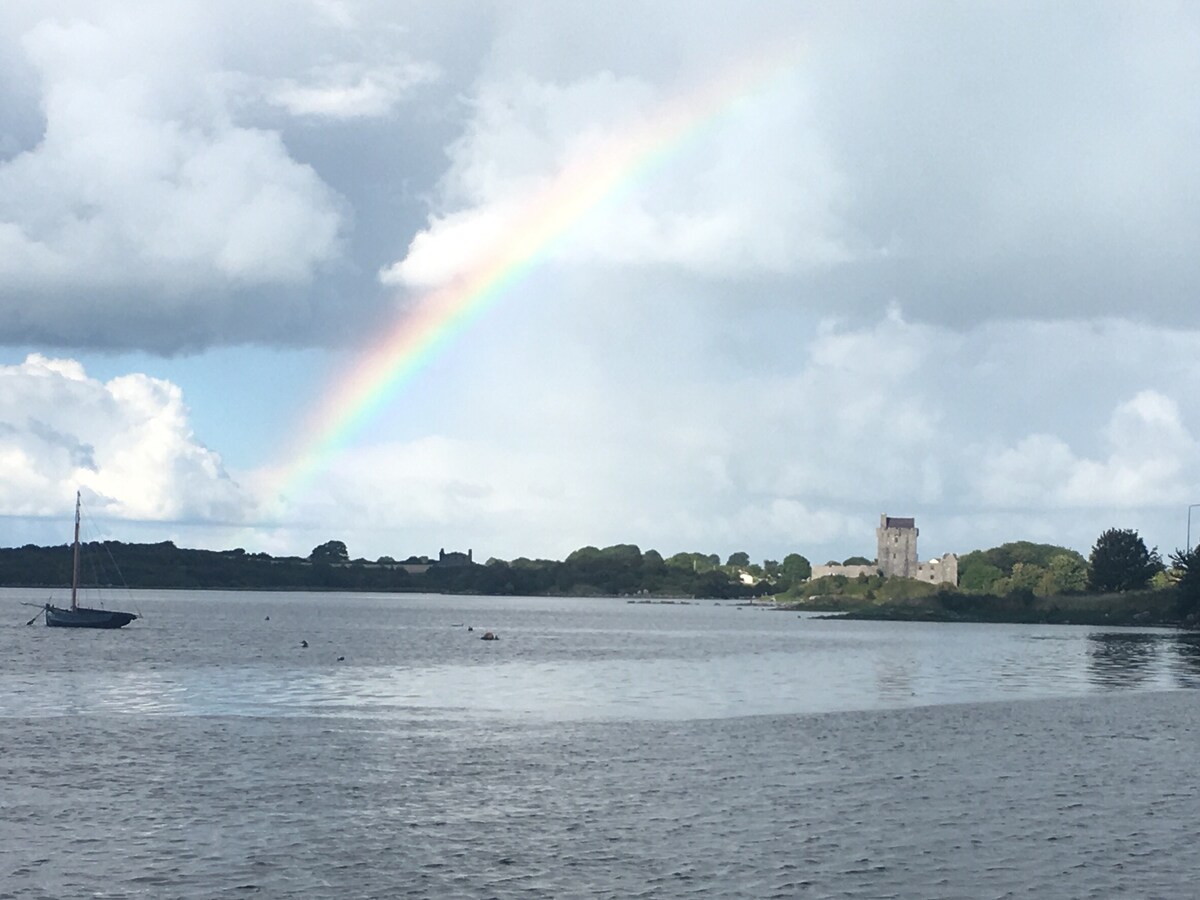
[2, 589, 1198, 898]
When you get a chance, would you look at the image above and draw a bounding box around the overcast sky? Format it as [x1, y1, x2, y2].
[3, 1, 1200, 566]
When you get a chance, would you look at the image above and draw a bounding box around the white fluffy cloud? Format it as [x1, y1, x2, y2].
[0, 353, 247, 521]
[382, 65, 851, 290]
[0, 11, 344, 289]
[238, 301, 1200, 564]
[0, 2, 456, 349]
[977, 391, 1197, 510]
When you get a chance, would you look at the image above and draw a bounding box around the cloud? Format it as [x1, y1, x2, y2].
[246, 302, 958, 561]
[267, 62, 439, 119]
[0, 353, 247, 521]
[382, 65, 852, 290]
[236, 294, 1200, 565]
[4, 2, 1200, 572]
[976, 391, 1197, 510]
[382, 3, 1200, 329]
[0, 8, 351, 349]
[4, 1, 1200, 358]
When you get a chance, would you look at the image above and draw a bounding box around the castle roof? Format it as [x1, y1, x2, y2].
[883, 516, 915, 529]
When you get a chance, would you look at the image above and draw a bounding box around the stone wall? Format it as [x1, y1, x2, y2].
[913, 553, 958, 585]
[810, 563, 879, 581]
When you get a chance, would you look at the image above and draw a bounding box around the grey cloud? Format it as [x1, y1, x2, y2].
[803, 5, 1200, 325]
[3, 0, 1200, 360]
[27, 418, 97, 470]
[388, 3, 1200, 328]
[0, 2, 489, 353]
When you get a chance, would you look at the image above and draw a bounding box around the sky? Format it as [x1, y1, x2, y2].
[3, 1, 1200, 567]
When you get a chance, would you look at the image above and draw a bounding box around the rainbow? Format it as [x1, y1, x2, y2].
[273, 49, 800, 502]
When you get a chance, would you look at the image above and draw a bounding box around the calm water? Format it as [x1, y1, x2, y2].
[2, 589, 1199, 898]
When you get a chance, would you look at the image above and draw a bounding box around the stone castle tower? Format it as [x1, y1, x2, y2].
[876, 514, 919, 578]
[807, 514, 957, 585]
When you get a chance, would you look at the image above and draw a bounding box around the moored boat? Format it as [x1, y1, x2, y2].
[43, 603, 138, 629]
[27, 492, 139, 629]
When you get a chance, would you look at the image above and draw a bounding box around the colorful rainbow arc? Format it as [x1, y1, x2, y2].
[272, 49, 800, 503]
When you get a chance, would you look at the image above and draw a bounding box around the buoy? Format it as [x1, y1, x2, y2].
[300, 640, 308, 648]
[467, 626, 473, 632]
[481, 631, 498, 641]
[336, 656, 345, 661]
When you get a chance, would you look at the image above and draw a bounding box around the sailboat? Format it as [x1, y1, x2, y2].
[31, 492, 138, 629]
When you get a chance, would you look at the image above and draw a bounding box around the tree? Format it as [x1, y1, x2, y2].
[727, 551, 750, 567]
[1087, 528, 1162, 593]
[311, 540, 349, 564]
[780, 553, 812, 585]
[959, 559, 1004, 593]
[1169, 546, 1200, 617]
[843, 556, 872, 566]
[1038, 553, 1088, 595]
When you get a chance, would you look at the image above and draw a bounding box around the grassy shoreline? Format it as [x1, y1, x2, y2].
[776, 587, 1195, 629]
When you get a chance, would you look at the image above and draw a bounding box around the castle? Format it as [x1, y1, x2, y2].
[809, 514, 958, 585]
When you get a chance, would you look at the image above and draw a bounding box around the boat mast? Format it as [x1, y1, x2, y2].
[70, 491, 81, 611]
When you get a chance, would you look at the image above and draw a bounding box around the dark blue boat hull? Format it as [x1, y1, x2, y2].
[44, 605, 137, 629]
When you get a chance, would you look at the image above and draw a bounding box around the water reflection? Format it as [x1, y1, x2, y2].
[1170, 633, 1200, 688]
[874, 657, 917, 703]
[1086, 633, 1163, 689]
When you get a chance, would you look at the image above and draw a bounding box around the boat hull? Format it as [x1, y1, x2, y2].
[44, 605, 138, 629]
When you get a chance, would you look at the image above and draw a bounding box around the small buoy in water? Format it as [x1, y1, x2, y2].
[481, 631, 498, 641]
[467, 626, 473, 632]
[336, 656, 345, 661]
[265, 616, 270, 621]
[300, 640, 308, 648]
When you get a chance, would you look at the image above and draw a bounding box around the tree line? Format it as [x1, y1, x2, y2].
[3, 525, 1198, 616]
[0, 539, 791, 599]
[795, 527, 1200, 622]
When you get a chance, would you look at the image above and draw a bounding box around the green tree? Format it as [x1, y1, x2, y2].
[780, 553, 812, 585]
[1037, 553, 1088, 595]
[666, 552, 715, 573]
[311, 540, 349, 564]
[1169, 546, 1200, 617]
[1087, 528, 1162, 592]
[843, 555, 872, 566]
[959, 559, 1004, 593]
[1006, 561, 1044, 594]
[727, 551, 750, 567]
